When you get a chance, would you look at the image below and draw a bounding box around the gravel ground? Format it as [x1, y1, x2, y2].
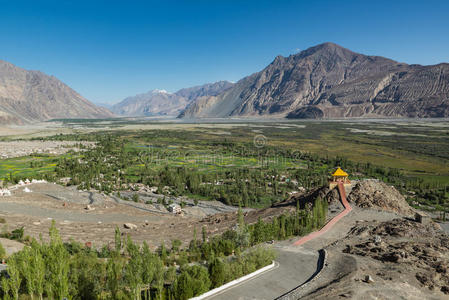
[0, 183, 252, 248]
[439, 222, 449, 234]
[0, 140, 94, 159]
[0, 238, 24, 256]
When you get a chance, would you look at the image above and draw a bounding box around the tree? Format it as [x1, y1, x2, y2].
[151, 257, 165, 300]
[29, 240, 45, 300]
[0, 242, 5, 261]
[141, 242, 159, 300]
[132, 193, 139, 203]
[18, 242, 45, 300]
[208, 258, 226, 288]
[124, 237, 143, 300]
[69, 251, 106, 300]
[114, 226, 122, 252]
[164, 266, 176, 284]
[44, 221, 70, 300]
[172, 272, 193, 300]
[171, 240, 182, 253]
[106, 251, 126, 300]
[1, 274, 11, 300]
[202, 226, 207, 243]
[236, 207, 250, 248]
[172, 266, 210, 300]
[5, 254, 22, 300]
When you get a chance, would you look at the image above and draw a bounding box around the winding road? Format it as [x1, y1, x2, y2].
[207, 182, 352, 300]
[209, 247, 320, 300]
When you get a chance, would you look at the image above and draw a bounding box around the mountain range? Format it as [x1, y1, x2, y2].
[2, 42, 449, 124]
[111, 81, 234, 116]
[180, 42, 449, 119]
[0, 60, 113, 124]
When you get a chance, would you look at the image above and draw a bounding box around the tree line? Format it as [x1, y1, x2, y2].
[0, 196, 327, 300]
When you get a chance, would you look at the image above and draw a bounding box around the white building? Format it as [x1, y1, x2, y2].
[0, 189, 11, 196]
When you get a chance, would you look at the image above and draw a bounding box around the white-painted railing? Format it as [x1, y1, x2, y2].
[190, 261, 276, 300]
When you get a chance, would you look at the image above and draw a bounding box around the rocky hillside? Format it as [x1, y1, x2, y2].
[112, 81, 233, 117]
[0, 60, 114, 124]
[342, 219, 449, 297]
[111, 89, 189, 117]
[180, 42, 449, 119]
[348, 179, 414, 216]
[175, 80, 234, 101]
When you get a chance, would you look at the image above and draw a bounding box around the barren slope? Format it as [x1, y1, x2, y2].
[180, 43, 449, 119]
[113, 81, 234, 117]
[0, 60, 114, 124]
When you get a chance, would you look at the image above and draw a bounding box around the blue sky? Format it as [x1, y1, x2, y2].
[1, 0, 448, 104]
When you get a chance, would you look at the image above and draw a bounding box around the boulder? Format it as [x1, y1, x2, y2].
[364, 275, 374, 283]
[124, 223, 137, 230]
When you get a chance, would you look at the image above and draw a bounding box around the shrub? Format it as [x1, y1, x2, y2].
[0, 242, 6, 260]
[11, 227, 24, 241]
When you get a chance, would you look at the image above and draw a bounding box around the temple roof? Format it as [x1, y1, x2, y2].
[332, 167, 348, 177]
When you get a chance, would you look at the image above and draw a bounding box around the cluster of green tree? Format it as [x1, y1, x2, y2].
[406, 186, 449, 211]
[46, 136, 304, 207]
[148, 166, 296, 207]
[13, 132, 449, 211]
[0, 196, 328, 299]
[249, 198, 328, 244]
[0, 222, 274, 300]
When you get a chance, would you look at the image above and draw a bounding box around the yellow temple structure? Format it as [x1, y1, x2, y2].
[329, 167, 351, 189]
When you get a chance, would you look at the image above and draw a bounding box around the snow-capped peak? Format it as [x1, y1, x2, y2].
[152, 89, 169, 94]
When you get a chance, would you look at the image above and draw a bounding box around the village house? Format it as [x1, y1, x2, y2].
[0, 189, 11, 196]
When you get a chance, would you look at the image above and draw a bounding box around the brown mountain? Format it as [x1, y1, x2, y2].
[0, 60, 114, 124]
[179, 43, 449, 119]
[112, 81, 233, 117]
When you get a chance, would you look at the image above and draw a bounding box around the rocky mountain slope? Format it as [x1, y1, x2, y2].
[112, 81, 233, 116]
[111, 89, 189, 117]
[180, 43, 449, 119]
[303, 217, 449, 299]
[0, 60, 114, 124]
[348, 179, 414, 215]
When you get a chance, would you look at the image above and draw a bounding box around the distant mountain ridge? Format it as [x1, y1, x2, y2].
[0, 60, 114, 124]
[111, 81, 233, 116]
[179, 43, 449, 119]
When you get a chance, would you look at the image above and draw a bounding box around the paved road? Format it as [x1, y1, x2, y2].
[209, 185, 352, 300]
[207, 190, 403, 300]
[208, 246, 319, 300]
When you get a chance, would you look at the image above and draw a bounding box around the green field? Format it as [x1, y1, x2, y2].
[2, 119, 449, 211]
[0, 155, 60, 181]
